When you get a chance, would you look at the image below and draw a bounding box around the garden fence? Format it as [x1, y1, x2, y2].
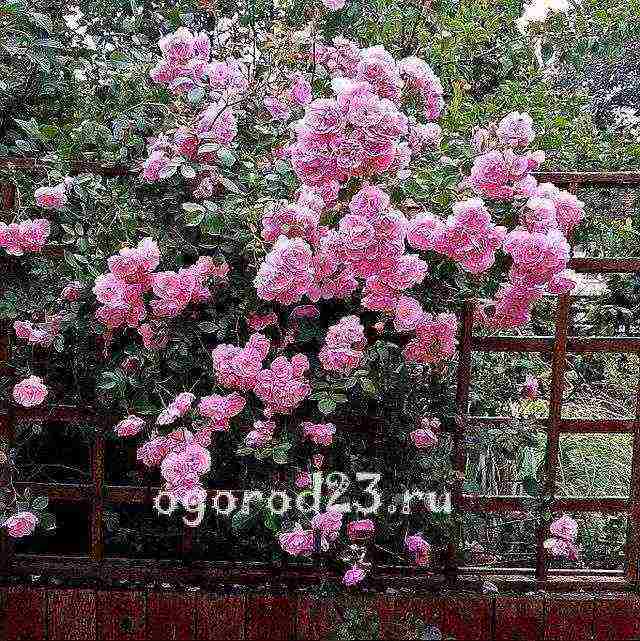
[2, 161, 640, 595]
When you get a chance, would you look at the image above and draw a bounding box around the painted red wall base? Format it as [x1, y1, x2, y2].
[2, 588, 640, 640]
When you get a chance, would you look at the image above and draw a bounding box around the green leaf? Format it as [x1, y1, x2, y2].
[180, 165, 197, 179]
[318, 398, 337, 415]
[38, 512, 56, 530]
[231, 508, 259, 533]
[198, 321, 218, 333]
[32, 496, 49, 511]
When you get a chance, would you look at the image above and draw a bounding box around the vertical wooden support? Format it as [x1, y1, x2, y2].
[536, 295, 570, 583]
[91, 421, 106, 572]
[96, 590, 147, 641]
[48, 589, 97, 640]
[625, 357, 640, 581]
[447, 300, 474, 585]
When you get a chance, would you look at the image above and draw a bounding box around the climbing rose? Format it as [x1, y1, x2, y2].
[319, 315, 366, 373]
[410, 427, 438, 449]
[4, 512, 38, 538]
[137, 437, 171, 467]
[550, 515, 578, 541]
[295, 471, 313, 488]
[61, 281, 82, 302]
[0, 219, 50, 256]
[405, 533, 431, 566]
[322, 0, 346, 9]
[212, 334, 270, 391]
[254, 354, 311, 415]
[311, 510, 343, 544]
[13, 376, 48, 407]
[197, 392, 246, 430]
[496, 111, 535, 148]
[245, 420, 276, 448]
[403, 313, 457, 364]
[157, 392, 196, 425]
[115, 415, 145, 438]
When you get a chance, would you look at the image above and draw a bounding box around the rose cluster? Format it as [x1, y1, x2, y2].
[0, 219, 50, 256]
[319, 315, 366, 374]
[544, 514, 579, 561]
[93, 237, 228, 346]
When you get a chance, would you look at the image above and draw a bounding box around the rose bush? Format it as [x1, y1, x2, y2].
[4, 0, 633, 580]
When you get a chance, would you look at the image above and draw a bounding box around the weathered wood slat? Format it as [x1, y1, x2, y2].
[440, 594, 492, 641]
[494, 596, 544, 641]
[96, 591, 146, 641]
[376, 595, 443, 640]
[146, 593, 197, 640]
[593, 596, 640, 640]
[198, 595, 245, 640]
[296, 596, 336, 641]
[544, 596, 594, 641]
[2, 587, 47, 641]
[48, 589, 97, 640]
[569, 257, 640, 273]
[245, 595, 295, 641]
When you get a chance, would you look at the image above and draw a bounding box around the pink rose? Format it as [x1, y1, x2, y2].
[137, 437, 170, 467]
[264, 96, 292, 121]
[343, 567, 366, 586]
[35, 184, 67, 209]
[521, 375, 539, 400]
[410, 427, 438, 449]
[115, 415, 145, 438]
[13, 375, 48, 407]
[295, 471, 312, 489]
[4, 511, 38, 538]
[311, 510, 343, 541]
[544, 537, 579, 561]
[394, 295, 425, 332]
[550, 515, 578, 542]
[61, 281, 82, 302]
[279, 529, 315, 556]
[405, 533, 430, 566]
[301, 422, 336, 447]
[347, 519, 375, 541]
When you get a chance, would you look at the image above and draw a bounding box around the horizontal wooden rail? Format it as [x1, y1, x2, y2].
[459, 495, 629, 513]
[569, 257, 640, 273]
[473, 335, 640, 353]
[559, 419, 637, 433]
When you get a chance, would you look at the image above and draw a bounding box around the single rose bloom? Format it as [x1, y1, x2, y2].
[115, 415, 145, 438]
[347, 519, 375, 541]
[35, 184, 67, 209]
[410, 427, 438, 449]
[4, 511, 38, 538]
[279, 529, 315, 556]
[12, 375, 48, 407]
[550, 515, 578, 542]
[343, 566, 366, 586]
[521, 374, 539, 400]
[61, 281, 82, 302]
[295, 471, 312, 489]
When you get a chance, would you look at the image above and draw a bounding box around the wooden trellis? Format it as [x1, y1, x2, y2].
[2, 160, 640, 592]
